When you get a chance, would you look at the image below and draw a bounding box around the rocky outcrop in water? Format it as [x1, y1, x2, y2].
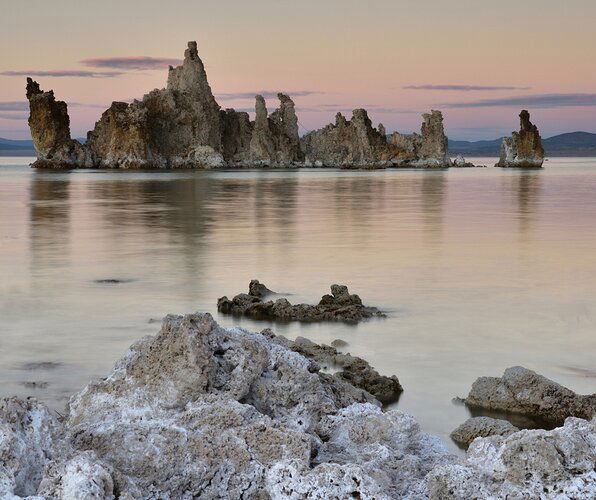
[464, 366, 596, 425]
[260, 330, 402, 404]
[388, 110, 450, 168]
[26, 78, 93, 168]
[301, 109, 450, 168]
[217, 282, 386, 322]
[1, 314, 595, 498]
[496, 110, 545, 168]
[27, 41, 452, 169]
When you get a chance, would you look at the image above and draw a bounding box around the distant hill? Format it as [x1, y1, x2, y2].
[449, 131, 596, 157]
[0, 137, 35, 156]
[0, 137, 85, 156]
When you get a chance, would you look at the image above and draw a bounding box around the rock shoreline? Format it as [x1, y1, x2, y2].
[1, 312, 595, 498]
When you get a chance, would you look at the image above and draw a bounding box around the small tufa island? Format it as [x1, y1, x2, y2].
[27, 41, 456, 170]
[218, 281, 385, 322]
[496, 110, 545, 168]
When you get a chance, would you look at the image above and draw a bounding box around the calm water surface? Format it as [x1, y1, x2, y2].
[1, 157, 595, 450]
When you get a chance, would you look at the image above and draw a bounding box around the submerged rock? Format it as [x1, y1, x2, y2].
[496, 110, 545, 168]
[428, 417, 596, 499]
[450, 416, 519, 448]
[217, 282, 386, 322]
[27, 40, 451, 169]
[464, 366, 596, 425]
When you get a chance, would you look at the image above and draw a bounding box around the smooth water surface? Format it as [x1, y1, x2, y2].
[1, 157, 595, 449]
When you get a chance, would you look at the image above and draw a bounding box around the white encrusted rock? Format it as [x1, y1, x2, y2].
[428, 417, 596, 499]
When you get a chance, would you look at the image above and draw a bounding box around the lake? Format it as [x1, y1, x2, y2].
[1, 156, 595, 450]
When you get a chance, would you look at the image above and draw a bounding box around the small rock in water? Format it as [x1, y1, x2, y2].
[218, 281, 385, 322]
[93, 278, 134, 284]
[450, 416, 519, 448]
[330, 339, 348, 348]
[463, 366, 596, 425]
[21, 381, 50, 389]
[248, 279, 274, 298]
[19, 361, 62, 371]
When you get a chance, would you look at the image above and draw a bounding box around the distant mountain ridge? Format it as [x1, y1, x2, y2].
[449, 131, 596, 157]
[1, 132, 596, 157]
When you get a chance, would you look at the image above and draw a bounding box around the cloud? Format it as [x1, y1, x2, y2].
[0, 101, 28, 111]
[444, 93, 596, 108]
[0, 112, 28, 120]
[81, 56, 182, 70]
[0, 70, 123, 78]
[216, 90, 322, 100]
[403, 84, 530, 91]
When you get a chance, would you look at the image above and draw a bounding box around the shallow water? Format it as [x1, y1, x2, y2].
[1, 157, 595, 450]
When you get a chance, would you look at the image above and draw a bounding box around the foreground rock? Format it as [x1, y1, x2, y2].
[495, 110, 545, 168]
[218, 281, 386, 322]
[1, 315, 595, 498]
[464, 366, 596, 425]
[450, 416, 519, 448]
[0, 313, 451, 498]
[27, 40, 451, 169]
[429, 417, 596, 498]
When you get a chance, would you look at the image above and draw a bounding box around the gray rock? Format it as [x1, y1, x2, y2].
[264, 333, 402, 404]
[330, 338, 348, 348]
[495, 110, 544, 168]
[1, 315, 595, 498]
[0, 397, 64, 498]
[464, 366, 596, 425]
[218, 282, 386, 322]
[248, 279, 273, 298]
[428, 417, 596, 499]
[450, 416, 519, 448]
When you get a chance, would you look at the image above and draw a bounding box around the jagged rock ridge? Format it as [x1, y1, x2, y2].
[496, 110, 545, 168]
[26, 41, 450, 169]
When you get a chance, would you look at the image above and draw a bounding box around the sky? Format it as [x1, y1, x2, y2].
[1, 0, 595, 141]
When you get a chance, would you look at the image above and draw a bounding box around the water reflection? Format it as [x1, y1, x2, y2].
[29, 172, 71, 273]
[516, 171, 542, 236]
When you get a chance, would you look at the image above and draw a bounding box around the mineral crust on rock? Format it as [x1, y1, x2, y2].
[450, 416, 519, 448]
[27, 40, 451, 169]
[1, 314, 595, 498]
[428, 417, 596, 499]
[496, 109, 545, 168]
[217, 281, 386, 322]
[464, 366, 596, 425]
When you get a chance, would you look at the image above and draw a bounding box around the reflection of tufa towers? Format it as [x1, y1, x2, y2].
[29, 172, 72, 274]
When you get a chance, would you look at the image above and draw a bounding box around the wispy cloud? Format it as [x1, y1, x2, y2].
[216, 90, 322, 100]
[0, 101, 110, 111]
[1, 70, 123, 78]
[404, 84, 530, 91]
[0, 101, 28, 111]
[0, 112, 28, 120]
[443, 93, 596, 108]
[81, 56, 182, 70]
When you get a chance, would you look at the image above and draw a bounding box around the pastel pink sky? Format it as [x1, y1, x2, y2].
[1, 0, 595, 140]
